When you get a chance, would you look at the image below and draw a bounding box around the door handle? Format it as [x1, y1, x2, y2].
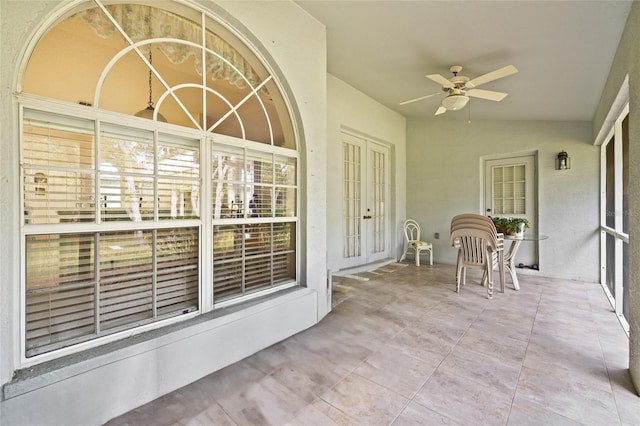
[363, 215, 372, 219]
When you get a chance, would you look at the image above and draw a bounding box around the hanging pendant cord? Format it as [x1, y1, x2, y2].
[147, 51, 154, 109]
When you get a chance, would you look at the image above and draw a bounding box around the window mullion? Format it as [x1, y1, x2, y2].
[95, 232, 101, 335]
[152, 229, 158, 318]
[201, 137, 213, 311]
[613, 115, 624, 315]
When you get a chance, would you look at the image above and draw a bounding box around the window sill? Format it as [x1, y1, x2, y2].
[3, 286, 313, 401]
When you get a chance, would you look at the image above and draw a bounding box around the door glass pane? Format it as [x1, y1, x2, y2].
[492, 164, 526, 215]
[371, 149, 385, 253]
[343, 141, 361, 258]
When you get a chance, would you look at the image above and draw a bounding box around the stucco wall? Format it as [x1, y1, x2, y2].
[406, 118, 599, 282]
[0, 0, 328, 424]
[326, 74, 407, 272]
[594, 1, 640, 394]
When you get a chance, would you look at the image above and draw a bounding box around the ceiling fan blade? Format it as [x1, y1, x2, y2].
[426, 74, 455, 89]
[399, 92, 442, 106]
[466, 88, 508, 102]
[435, 106, 447, 116]
[465, 65, 518, 88]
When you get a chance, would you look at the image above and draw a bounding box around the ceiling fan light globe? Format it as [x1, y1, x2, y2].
[441, 94, 469, 111]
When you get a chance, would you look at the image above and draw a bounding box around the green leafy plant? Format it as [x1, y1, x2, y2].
[489, 216, 529, 235]
[506, 217, 529, 235]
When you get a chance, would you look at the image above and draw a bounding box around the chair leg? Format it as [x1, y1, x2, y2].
[415, 249, 420, 266]
[499, 252, 505, 293]
[400, 247, 407, 262]
[429, 249, 433, 266]
[486, 266, 494, 300]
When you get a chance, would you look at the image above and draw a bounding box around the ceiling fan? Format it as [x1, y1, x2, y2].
[400, 64, 518, 115]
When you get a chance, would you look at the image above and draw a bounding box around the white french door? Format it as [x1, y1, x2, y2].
[484, 154, 538, 268]
[341, 132, 390, 269]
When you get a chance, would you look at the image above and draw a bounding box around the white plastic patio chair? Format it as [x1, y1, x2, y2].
[450, 214, 505, 299]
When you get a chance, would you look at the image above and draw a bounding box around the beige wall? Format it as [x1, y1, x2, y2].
[406, 118, 599, 282]
[594, 1, 640, 394]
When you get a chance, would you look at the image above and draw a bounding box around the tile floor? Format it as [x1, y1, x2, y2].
[106, 263, 640, 426]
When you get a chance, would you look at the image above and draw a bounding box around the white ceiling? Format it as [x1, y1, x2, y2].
[295, 0, 633, 121]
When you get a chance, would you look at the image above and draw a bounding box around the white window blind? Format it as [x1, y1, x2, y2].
[23, 109, 201, 357]
[211, 145, 297, 304]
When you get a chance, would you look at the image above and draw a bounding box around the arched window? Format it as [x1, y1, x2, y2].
[19, 1, 299, 361]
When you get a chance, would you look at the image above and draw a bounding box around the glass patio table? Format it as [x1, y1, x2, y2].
[502, 234, 548, 290]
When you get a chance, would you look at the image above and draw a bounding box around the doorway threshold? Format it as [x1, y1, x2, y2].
[331, 258, 398, 278]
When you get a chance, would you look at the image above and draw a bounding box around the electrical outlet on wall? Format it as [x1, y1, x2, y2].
[434, 232, 440, 239]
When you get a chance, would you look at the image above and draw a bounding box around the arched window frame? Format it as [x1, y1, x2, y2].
[17, 0, 300, 366]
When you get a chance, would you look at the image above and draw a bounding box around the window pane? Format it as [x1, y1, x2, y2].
[100, 175, 154, 222]
[213, 222, 296, 303]
[245, 256, 271, 292]
[25, 170, 96, 224]
[23, 111, 96, 225]
[605, 136, 615, 228]
[623, 241, 629, 321]
[248, 151, 273, 185]
[274, 251, 296, 284]
[101, 126, 154, 175]
[23, 112, 95, 169]
[157, 227, 199, 316]
[606, 232, 615, 297]
[26, 233, 96, 357]
[100, 126, 155, 222]
[212, 148, 246, 219]
[157, 133, 200, 220]
[99, 230, 154, 331]
[251, 186, 272, 218]
[158, 179, 200, 219]
[275, 187, 296, 217]
[213, 226, 242, 301]
[245, 224, 270, 256]
[622, 114, 629, 234]
[275, 155, 296, 186]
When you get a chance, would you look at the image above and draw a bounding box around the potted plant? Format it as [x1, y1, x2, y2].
[506, 217, 529, 237]
[489, 216, 529, 237]
[489, 216, 509, 234]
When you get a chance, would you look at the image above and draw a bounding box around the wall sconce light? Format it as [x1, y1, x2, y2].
[556, 150, 570, 170]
